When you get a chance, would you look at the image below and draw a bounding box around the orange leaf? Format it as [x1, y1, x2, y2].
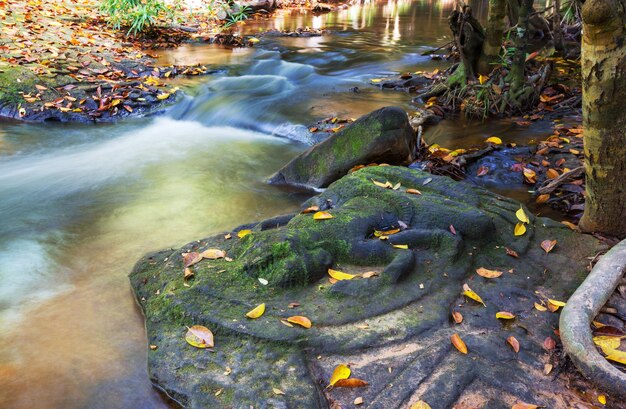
[183, 252, 203, 267]
[301, 206, 320, 214]
[287, 316, 312, 328]
[451, 333, 468, 354]
[507, 336, 520, 353]
[406, 188, 422, 195]
[333, 378, 369, 388]
[452, 311, 463, 324]
[201, 248, 226, 259]
[512, 402, 540, 409]
[476, 267, 503, 278]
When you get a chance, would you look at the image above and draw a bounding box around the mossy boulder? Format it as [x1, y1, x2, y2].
[131, 166, 607, 408]
[267, 107, 416, 189]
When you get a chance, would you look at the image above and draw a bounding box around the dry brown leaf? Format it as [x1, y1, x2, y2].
[452, 311, 463, 324]
[540, 240, 557, 254]
[505, 247, 519, 258]
[201, 248, 226, 259]
[185, 325, 214, 348]
[333, 378, 369, 388]
[183, 252, 203, 267]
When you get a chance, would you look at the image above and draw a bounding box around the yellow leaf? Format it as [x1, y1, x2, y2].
[328, 364, 351, 387]
[313, 211, 333, 220]
[246, 303, 265, 319]
[371, 179, 392, 188]
[249, 37, 260, 43]
[328, 269, 356, 281]
[598, 395, 606, 405]
[462, 283, 486, 306]
[451, 333, 468, 354]
[548, 299, 566, 308]
[476, 267, 503, 278]
[201, 248, 226, 259]
[410, 401, 432, 409]
[485, 136, 502, 145]
[606, 349, 626, 365]
[393, 244, 408, 249]
[516, 207, 530, 223]
[478, 74, 489, 85]
[111, 99, 122, 107]
[593, 336, 621, 354]
[374, 229, 400, 237]
[272, 387, 285, 395]
[237, 229, 252, 238]
[287, 316, 312, 328]
[514, 222, 527, 236]
[185, 325, 214, 348]
[496, 311, 516, 319]
[157, 93, 171, 100]
[371, 78, 382, 83]
[534, 302, 547, 311]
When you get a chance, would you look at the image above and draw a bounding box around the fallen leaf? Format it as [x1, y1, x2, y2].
[184, 267, 194, 280]
[543, 363, 553, 375]
[546, 169, 559, 179]
[476, 267, 503, 278]
[393, 244, 409, 249]
[505, 247, 519, 258]
[237, 229, 252, 238]
[287, 316, 312, 328]
[358, 270, 377, 279]
[496, 312, 516, 319]
[371, 179, 392, 188]
[523, 168, 537, 183]
[328, 269, 356, 281]
[485, 136, 502, 145]
[406, 188, 422, 195]
[185, 325, 214, 348]
[280, 319, 293, 327]
[536, 194, 550, 204]
[246, 303, 265, 319]
[543, 337, 556, 350]
[452, 311, 463, 324]
[410, 401, 432, 409]
[157, 92, 170, 100]
[606, 349, 626, 365]
[541, 240, 557, 253]
[301, 206, 320, 214]
[449, 225, 457, 235]
[463, 283, 486, 306]
[598, 395, 606, 405]
[313, 211, 333, 220]
[272, 387, 285, 395]
[354, 396, 364, 405]
[561, 221, 577, 230]
[534, 302, 547, 311]
[451, 333, 468, 354]
[393, 182, 402, 190]
[516, 207, 530, 223]
[333, 378, 369, 388]
[201, 249, 226, 259]
[258, 278, 269, 285]
[548, 299, 566, 309]
[507, 336, 520, 353]
[183, 252, 203, 267]
[477, 166, 489, 176]
[514, 222, 527, 236]
[329, 364, 351, 387]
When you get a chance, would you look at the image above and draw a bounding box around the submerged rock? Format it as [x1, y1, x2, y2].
[131, 166, 606, 409]
[267, 106, 416, 190]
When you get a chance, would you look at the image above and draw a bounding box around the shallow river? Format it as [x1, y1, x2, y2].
[0, 1, 558, 407]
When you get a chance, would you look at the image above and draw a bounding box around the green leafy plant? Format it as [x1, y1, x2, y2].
[100, 0, 181, 36]
[223, 3, 250, 28]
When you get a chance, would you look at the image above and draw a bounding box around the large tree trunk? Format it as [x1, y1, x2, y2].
[579, 0, 626, 237]
[478, 0, 507, 74]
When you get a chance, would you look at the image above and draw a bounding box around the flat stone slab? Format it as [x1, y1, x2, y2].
[130, 166, 613, 408]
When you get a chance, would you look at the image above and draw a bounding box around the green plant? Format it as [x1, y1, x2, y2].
[222, 3, 250, 28]
[100, 0, 181, 35]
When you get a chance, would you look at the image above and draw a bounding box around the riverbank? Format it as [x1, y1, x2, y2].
[0, 0, 343, 122]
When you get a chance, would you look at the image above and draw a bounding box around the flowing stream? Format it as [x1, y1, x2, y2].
[0, 1, 558, 407]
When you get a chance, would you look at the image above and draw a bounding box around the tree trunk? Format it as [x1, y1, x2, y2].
[506, 0, 534, 107]
[478, 0, 507, 74]
[579, 0, 626, 237]
[553, 0, 565, 53]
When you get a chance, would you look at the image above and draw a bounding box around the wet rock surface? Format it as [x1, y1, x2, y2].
[130, 165, 613, 409]
[267, 107, 417, 189]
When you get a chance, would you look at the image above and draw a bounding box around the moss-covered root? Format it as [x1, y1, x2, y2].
[560, 239, 626, 400]
[415, 64, 467, 102]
